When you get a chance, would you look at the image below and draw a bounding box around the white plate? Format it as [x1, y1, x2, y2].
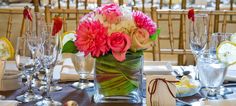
[143, 61, 172, 75]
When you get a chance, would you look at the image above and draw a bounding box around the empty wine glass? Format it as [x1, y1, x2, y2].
[15, 37, 42, 102]
[189, 14, 208, 80]
[38, 23, 63, 92]
[197, 52, 227, 100]
[71, 52, 95, 89]
[36, 36, 61, 106]
[189, 14, 208, 59]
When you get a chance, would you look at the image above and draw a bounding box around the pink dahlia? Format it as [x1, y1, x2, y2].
[132, 11, 157, 35]
[98, 3, 122, 24]
[107, 32, 131, 62]
[75, 20, 110, 57]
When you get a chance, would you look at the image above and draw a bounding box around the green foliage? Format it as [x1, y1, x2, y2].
[95, 51, 143, 96]
[62, 40, 78, 53]
[150, 28, 161, 41]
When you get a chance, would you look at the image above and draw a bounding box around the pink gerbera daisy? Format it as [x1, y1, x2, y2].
[75, 20, 110, 57]
[132, 11, 157, 35]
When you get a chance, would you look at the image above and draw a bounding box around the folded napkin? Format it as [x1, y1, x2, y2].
[192, 99, 236, 106]
[58, 60, 172, 81]
[225, 64, 236, 81]
[58, 58, 80, 82]
[0, 61, 20, 91]
[0, 100, 20, 106]
[143, 61, 172, 75]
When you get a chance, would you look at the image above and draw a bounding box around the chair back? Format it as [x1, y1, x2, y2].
[132, 0, 187, 13]
[151, 8, 236, 65]
[44, 5, 92, 32]
[0, 8, 27, 40]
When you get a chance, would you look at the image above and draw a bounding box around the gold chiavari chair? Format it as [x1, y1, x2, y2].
[0, 8, 28, 41]
[44, 5, 92, 32]
[0, 7, 31, 60]
[214, 0, 236, 32]
[151, 8, 236, 65]
[132, 0, 187, 13]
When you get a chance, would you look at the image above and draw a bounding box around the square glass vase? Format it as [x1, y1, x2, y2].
[93, 52, 143, 103]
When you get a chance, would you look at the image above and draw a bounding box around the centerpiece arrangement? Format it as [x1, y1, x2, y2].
[74, 3, 159, 103]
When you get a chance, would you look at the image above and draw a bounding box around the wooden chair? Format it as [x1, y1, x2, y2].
[214, 0, 236, 32]
[32, 0, 101, 13]
[56, 0, 101, 10]
[132, 0, 187, 13]
[151, 8, 236, 65]
[0, 8, 27, 41]
[44, 5, 92, 32]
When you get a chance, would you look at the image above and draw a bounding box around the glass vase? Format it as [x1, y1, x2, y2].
[93, 51, 143, 103]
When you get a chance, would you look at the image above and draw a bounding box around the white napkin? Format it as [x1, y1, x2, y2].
[58, 60, 172, 81]
[192, 99, 236, 106]
[59, 58, 80, 82]
[225, 64, 236, 81]
[143, 61, 172, 75]
[0, 61, 20, 91]
[0, 100, 20, 106]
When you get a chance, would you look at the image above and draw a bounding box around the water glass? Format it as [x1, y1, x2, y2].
[209, 33, 231, 55]
[71, 52, 95, 89]
[209, 33, 233, 96]
[197, 52, 227, 99]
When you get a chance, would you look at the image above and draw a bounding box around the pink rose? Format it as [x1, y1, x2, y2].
[108, 32, 131, 62]
[99, 3, 122, 24]
[130, 28, 152, 52]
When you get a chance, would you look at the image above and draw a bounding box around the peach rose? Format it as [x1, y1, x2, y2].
[130, 28, 152, 52]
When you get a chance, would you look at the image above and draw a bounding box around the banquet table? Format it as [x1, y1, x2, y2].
[1, 80, 236, 106]
[1, 60, 236, 106]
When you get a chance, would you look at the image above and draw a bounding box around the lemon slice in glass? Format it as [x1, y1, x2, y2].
[217, 41, 236, 65]
[230, 33, 236, 43]
[0, 37, 14, 60]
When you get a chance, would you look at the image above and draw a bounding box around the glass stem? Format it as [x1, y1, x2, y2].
[207, 87, 217, 99]
[46, 68, 53, 100]
[193, 53, 199, 80]
[79, 78, 89, 83]
[27, 75, 34, 94]
[79, 73, 89, 83]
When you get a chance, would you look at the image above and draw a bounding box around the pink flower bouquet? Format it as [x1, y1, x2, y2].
[74, 3, 159, 103]
[75, 3, 158, 62]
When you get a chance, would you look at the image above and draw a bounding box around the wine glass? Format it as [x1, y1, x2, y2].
[15, 37, 42, 102]
[38, 23, 63, 92]
[189, 14, 208, 58]
[36, 36, 61, 106]
[197, 51, 227, 100]
[209, 33, 233, 96]
[71, 52, 95, 89]
[189, 14, 208, 80]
